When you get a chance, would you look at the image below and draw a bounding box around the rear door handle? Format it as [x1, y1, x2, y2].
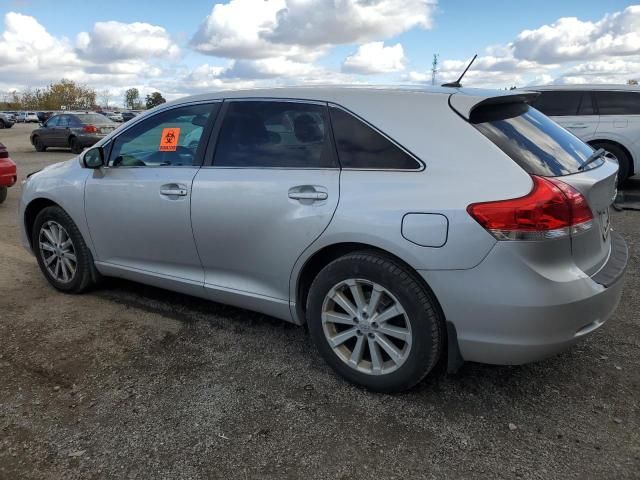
[566, 123, 589, 129]
[288, 191, 328, 200]
[288, 186, 328, 202]
[160, 184, 188, 197]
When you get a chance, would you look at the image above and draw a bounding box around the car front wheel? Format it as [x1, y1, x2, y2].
[32, 206, 95, 293]
[0, 186, 7, 204]
[307, 251, 444, 392]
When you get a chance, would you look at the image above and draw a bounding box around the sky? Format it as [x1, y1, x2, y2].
[0, 0, 638, 105]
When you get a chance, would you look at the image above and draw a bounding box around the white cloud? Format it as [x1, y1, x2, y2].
[191, 0, 435, 60]
[342, 42, 405, 74]
[76, 21, 180, 62]
[265, 0, 435, 46]
[512, 5, 640, 64]
[222, 57, 324, 79]
[0, 12, 81, 84]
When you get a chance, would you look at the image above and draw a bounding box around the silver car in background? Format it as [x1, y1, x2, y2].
[19, 86, 627, 392]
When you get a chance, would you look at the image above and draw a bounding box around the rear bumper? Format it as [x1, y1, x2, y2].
[0, 158, 17, 187]
[421, 232, 628, 365]
[76, 134, 107, 147]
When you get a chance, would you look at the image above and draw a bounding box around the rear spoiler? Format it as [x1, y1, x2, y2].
[449, 91, 540, 120]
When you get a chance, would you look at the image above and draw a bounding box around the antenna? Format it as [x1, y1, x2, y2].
[431, 54, 439, 86]
[441, 54, 477, 88]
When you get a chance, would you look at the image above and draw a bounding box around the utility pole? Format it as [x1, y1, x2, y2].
[431, 54, 439, 86]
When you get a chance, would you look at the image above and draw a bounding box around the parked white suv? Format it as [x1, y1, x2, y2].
[524, 85, 640, 184]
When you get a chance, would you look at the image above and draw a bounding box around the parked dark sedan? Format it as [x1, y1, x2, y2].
[30, 113, 118, 154]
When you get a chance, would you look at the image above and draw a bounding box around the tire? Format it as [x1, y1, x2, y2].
[32, 206, 95, 293]
[0, 120, 5, 129]
[33, 136, 47, 152]
[0, 187, 7, 204]
[69, 137, 83, 154]
[306, 251, 444, 392]
[592, 142, 632, 186]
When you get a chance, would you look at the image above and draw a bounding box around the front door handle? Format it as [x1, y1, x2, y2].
[160, 183, 188, 197]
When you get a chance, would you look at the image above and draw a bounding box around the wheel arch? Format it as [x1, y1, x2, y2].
[24, 197, 61, 249]
[588, 139, 635, 176]
[294, 241, 462, 371]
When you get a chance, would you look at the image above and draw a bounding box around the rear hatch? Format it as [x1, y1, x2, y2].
[452, 93, 618, 276]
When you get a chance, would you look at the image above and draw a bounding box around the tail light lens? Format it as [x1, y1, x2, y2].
[467, 175, 593, 240]
[0, 143, 8, 159]
[83, 125, 98, 133]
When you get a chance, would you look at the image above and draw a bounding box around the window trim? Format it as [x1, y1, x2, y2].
[104, 100, 221, 169]
[327, 103, 425, 172]
[203, 98, 340, 170]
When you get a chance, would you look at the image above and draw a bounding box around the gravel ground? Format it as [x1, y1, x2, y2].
[1, 123, 639, 479]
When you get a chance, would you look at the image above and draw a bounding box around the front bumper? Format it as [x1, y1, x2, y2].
[421, 231, 628, 365]
[0, 157, 17, 187]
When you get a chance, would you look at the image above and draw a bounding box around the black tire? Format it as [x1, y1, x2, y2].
[33, 136, 47, 152]
[69, 137, 83, 154]
[0, 186, 7, 204]
[592, 142, 632, 186]
[32, 206, 95, 293]
[0, 120, 5, 129]
[306, 251, 444, 392]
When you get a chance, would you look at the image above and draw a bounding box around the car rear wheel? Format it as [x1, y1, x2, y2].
[32, 206, 95, 293]
[69, 137, 83, 154]
[33, 136, 47, 152]
[306, 251, 444, 392]
[0, 121, 5, 129]
[0, 186, 7, 204]
[591, 142, 631, 186]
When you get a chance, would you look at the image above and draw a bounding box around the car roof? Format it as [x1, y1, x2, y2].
[165, 84, 530, 107]
[523, 84, 640, 92]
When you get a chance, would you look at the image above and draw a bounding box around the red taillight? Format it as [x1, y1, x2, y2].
[467, 175, 594, 240]
[83, 125, 98, 133]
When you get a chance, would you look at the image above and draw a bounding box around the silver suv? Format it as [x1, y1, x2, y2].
[525, 84, 640, 184]
[19, 87, 628, 391]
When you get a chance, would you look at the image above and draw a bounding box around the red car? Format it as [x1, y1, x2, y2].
[0, 142, 17, 204]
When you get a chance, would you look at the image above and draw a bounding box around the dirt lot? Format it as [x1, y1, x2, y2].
[0, 122, 638, 479]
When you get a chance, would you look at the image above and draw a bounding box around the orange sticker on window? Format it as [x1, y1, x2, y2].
[159, 128, 180, 151]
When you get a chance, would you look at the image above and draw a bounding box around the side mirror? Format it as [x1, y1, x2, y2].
[83, 146, 105, 169]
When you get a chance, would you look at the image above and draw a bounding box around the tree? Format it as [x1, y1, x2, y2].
[100, 89, 112, 108]
[145, 92, 166, 109]
[43, 79, 96, 110]
[124, 88, 141, 109]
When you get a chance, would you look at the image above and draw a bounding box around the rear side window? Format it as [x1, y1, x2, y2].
[594, 91, 640, 115]
[214, 101, 336, 168]
[472, 103, 596, 176]
[329, 106, 420, 169]
[531, 91, 593, 116]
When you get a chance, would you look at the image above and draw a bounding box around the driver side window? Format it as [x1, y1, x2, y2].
[108, 103, 218, 167]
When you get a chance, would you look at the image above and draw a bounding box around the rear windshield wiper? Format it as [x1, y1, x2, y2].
[578, 148, 606, 171]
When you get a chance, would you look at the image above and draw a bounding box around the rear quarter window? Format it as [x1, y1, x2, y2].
[329, 106, 421, 170]
[594, 91, 640, 115]
[472, 103, 597, 176]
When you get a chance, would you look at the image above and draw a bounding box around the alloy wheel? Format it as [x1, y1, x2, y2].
[39, 221, 77, 283]
[321, 278, 412, 375]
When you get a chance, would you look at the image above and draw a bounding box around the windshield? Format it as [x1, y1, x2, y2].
[472, 103, 601, 176]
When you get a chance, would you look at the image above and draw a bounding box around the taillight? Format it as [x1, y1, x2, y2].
[83, 125, 98, 133]
[467, 175, 593, 241]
